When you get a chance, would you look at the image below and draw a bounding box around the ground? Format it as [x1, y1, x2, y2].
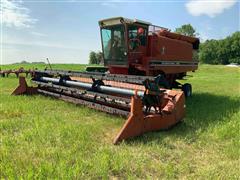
[0, 64, 239, 179]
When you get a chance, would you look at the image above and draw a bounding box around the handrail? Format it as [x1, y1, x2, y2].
[148, 24, 170, 35]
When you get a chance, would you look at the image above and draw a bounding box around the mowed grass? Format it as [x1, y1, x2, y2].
[0, 64, 239, 179]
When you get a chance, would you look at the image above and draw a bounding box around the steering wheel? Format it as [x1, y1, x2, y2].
[129, 38, 141, 50]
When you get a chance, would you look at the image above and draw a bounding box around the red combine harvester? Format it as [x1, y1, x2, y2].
[13, 17, 199, 144]
[95, 17, 199, 96]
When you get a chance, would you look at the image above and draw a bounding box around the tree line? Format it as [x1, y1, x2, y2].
[198, 32, 240, 64]
[175, 24, 240, 65]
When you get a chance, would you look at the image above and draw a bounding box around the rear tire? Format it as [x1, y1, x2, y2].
[182, 83, 192, 98]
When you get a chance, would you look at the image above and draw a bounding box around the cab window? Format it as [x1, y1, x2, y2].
[128, 26, 147, 50]
[101, 25, 127, 65]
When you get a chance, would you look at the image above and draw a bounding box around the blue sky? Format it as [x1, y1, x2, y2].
[1, 0, 239, 64]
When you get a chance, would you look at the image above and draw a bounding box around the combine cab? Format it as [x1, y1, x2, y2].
[12, 17, 199, 144]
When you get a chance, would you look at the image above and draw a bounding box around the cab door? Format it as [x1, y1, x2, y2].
[127, 25, 148, 74]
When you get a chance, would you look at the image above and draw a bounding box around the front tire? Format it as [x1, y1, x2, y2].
[182, 83, 192, 98]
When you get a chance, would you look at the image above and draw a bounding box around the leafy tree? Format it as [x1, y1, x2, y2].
[199, 31, 240, 64]
[95, 51, 103, 64]
[89, 51, 103, 64]
[199, 40, 220, 64]
[175, 24, 197, 37]
[229, 57, 240, 64]
[89, 51, 97, 64]
[229, 32, 240, 62]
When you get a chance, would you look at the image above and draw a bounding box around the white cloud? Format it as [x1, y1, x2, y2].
[186, 0, 237, 18]
[2, 34, 81, 50]
[101, 2, 117, 8]
[31, 31, 47, 37]
[0, 0, 37, 28]
[3, 40, 80, 50]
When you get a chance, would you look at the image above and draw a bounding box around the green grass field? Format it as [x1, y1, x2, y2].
[1, 64, 239, 179]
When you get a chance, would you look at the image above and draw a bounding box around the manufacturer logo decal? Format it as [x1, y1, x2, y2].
[161, 46, 165, 55]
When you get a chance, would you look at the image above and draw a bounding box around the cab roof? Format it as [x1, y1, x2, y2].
[99, 17, 151, 27]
